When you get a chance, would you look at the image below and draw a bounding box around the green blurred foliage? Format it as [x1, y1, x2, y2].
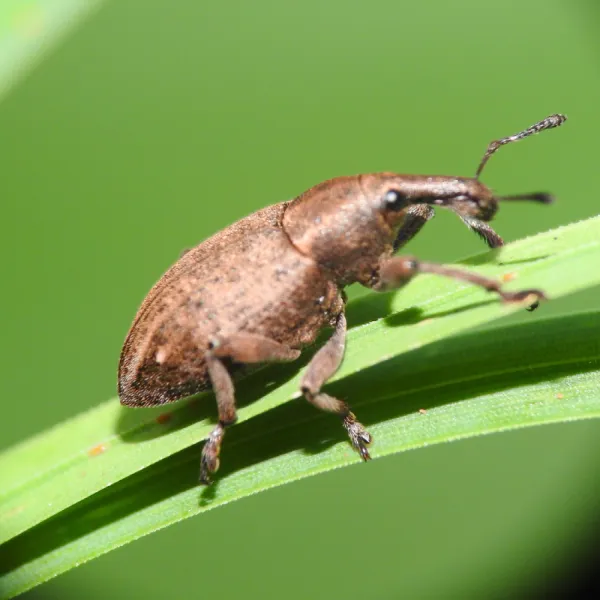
[1, 0, 599, 597]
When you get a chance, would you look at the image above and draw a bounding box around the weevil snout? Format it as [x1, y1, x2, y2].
[446, 192, 498, 222]
[408, 177, 499, 222]
[464, 190, 554, 222]
[369, 174, 503, 248]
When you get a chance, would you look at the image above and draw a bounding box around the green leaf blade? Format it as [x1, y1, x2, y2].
[1, 311, 599, 598]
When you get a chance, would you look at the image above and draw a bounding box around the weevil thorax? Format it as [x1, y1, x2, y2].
[282, 174, 406, 286]
[283, 173, 499, 287]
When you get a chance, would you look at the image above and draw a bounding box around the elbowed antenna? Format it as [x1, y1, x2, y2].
[498, 192, 554, 204]
[475, 114, 567, 179]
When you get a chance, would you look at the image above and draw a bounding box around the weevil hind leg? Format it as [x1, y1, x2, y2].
[200, 333, 302, 484]
[200, 353, 237, 484]
[300, 312, 372, 460]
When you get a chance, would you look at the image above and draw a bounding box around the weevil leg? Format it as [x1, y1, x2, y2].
[200, 333, 301, 484]
[375, 255, 546, 308]
[210, 333, 301, 363]
[457, 216, 504, 248]
[394, 205, 505, 251]
[393, 205, 435, 252]
[201, 353, 237, 484]
[301, 312, 372, 460]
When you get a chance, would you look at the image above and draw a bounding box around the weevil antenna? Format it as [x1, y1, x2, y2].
[498, 192, 554, 204]
[475, 114, 567, 179]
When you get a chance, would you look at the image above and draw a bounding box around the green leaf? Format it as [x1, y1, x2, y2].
[1, 215, 600, 597]
[2, 313, 600, 598]
[0, 0, 104, 100]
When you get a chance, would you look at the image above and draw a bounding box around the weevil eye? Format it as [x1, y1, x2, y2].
[383, 189, 406, 212]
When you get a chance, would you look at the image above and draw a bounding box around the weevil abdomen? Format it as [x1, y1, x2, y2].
[118, 203, 343, 407]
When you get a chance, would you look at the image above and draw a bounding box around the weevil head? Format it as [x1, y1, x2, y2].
[359, 171, 500, 219]
[282, 173, 500, 286]
[365, 173, 505, 249]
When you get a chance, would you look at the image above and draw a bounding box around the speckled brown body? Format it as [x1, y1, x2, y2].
[119, 202, 344, 407]
[118, 113, 565, 483]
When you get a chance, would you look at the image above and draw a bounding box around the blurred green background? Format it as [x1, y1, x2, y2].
[2, 0, 600, 597]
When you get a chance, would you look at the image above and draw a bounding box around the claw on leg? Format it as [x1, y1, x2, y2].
[200, 422, 225, 485]
[499, 288, 546, 306]
[342, 412, 372, 461]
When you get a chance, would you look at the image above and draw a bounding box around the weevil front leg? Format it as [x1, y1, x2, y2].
[301, 312, 372, 460]
[375, 255, 546, 307]
[200, 333, 301, 484]
[393, 205, 435, 252]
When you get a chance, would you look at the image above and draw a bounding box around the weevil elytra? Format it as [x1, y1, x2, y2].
[118, 113, 566, 483]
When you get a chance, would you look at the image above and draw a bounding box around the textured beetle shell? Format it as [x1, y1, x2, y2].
[118, 203, 344, 407]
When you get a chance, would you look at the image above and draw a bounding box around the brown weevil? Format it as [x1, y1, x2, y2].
[119, 113, 566, 483]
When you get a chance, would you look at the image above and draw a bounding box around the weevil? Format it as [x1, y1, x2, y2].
[118, 114, 566, 483]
